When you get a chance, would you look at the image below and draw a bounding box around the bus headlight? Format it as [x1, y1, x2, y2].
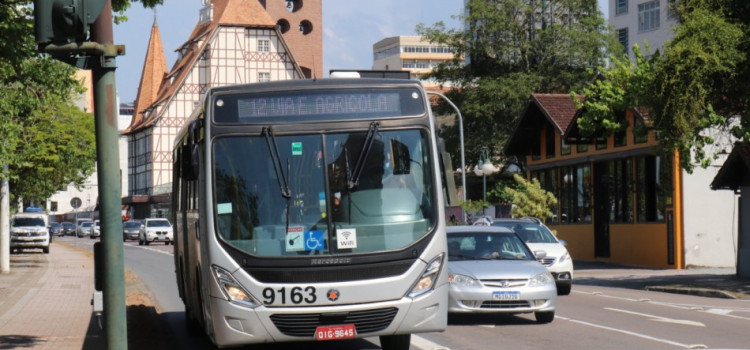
[408, 253, 444, 298]
[212, 265, 259, 308]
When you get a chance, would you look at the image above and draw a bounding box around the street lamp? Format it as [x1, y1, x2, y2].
[473, 147, 497, 216]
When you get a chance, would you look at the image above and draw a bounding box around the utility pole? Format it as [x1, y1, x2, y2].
[1, 164, 9, 274]
[34, 1, 127, 348]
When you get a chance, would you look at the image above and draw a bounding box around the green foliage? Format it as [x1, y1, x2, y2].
[487, 176, 520, 204]
[418, 0, 618, 166]
[506, 174, 557, 221]
[575, 0, 750, 172]
[0, 1, 97, 204]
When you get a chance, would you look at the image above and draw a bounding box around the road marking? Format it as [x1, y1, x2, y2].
[605, 307, 706, 327]
[558, 315, 694, 348]
[411, 334, 450, 350]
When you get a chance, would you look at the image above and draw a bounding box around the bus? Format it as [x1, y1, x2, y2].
[172, 78, 449, 349]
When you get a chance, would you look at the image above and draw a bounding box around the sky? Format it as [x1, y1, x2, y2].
[112, 0, 609, 104]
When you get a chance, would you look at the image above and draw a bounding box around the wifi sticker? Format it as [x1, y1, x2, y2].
[336, 228, 357, 249]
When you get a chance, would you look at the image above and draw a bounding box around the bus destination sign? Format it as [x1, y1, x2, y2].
[237, 92, 402, 119]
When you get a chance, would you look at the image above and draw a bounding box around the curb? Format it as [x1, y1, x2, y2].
[645, 285, 739, 299]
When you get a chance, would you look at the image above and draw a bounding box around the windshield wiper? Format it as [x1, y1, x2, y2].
[262, 127, 291, 199]
[347, 122, 379, 189]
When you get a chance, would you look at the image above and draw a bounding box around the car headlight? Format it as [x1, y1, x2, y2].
[212, 265, 259, 308]
[559, 252, 570, 263]
[528, 272, 555, 287]
[448, 273, 480, 287]
[408, 253, 444, 298]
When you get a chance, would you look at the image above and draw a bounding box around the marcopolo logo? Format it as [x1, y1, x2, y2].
[336, 228, 357, 249]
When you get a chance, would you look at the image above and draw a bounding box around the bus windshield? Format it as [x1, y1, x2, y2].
[213, 128, 435, 257]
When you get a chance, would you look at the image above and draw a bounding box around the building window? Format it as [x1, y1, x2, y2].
[633, 116, 648, 144]
[615, 0, 628, 15]
[561, 138, 571, 156]
[617, 28, 629, 54]
[576, 143, 588, 153]
[560, 164, 592, 223]
[531, 168, 559, 224]
[545, 124, 556, 159]
[636, 154, 673, 222]
[595, 136, 607, 150]
[258, 72, 270, 82]
[608, 158, 634, 223]
[531, 130, 542, 161]
[638, 1, 660, 32]
[258, 39, 269, 52]
[50, 201, 58, 212]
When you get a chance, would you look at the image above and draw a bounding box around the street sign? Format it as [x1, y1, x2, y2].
[70, 197, 82, 209]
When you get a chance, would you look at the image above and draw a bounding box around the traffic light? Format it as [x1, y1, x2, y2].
[34, 0, 107, 45]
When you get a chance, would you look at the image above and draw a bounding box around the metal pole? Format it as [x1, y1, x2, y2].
[426, 91, 467, 223]
[1, 164, 9, 274]
[91, 1, 127, 349]
[482, 174, 487, 216]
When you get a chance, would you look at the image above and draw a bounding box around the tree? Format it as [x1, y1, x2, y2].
[418, 0, 618, 164]
[0, 2, 101, 206]
[575, 0, 749, 172]
[505, 174, 557, 221]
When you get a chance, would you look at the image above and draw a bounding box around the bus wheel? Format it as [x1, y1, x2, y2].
[379, 334, 411, 350]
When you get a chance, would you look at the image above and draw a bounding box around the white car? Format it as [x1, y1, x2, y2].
[489, 217, 574, 295]
[91, 220, 101, 239]
[139, 218, 173, 245]
[447, 225, 557, 323]
[10, 212, 50, 254]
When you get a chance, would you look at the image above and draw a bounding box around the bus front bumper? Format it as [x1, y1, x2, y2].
[208, 283, 448, 348]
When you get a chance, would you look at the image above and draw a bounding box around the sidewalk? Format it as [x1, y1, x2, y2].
[574, 260, 750, 299]
[0, 242, 104, 349]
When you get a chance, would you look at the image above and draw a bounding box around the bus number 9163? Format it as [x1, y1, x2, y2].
[262, 286, 317, 305]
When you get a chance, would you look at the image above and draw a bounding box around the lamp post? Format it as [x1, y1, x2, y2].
[473, 147, 497, 216]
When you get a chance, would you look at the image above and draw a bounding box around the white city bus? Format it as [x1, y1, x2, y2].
[172, 78, 449, 349]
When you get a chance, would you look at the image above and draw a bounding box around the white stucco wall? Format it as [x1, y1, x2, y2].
[681, 161, 739, 268]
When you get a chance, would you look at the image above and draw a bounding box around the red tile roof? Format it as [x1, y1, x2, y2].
[531, 93, 582, 133]
[124, 19, 167, 134]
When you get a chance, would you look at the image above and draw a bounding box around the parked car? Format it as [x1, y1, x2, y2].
[90, 220, 101, 239]
[76, 220, 93, 238]
[49, 222, 64, 237]
[139, 218, 173, 245]
[122, 220, 142, 241]
[446, 225, 556, 323]
[488, 217, 574, 295]
[10, 212, 50, 254]
[61, 222, 76, 236]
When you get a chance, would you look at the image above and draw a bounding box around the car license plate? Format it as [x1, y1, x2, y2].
[315, 324, 356, 341]
[492, 291, 520, 300]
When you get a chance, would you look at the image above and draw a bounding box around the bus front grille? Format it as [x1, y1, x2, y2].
[270, 307, 398, 337]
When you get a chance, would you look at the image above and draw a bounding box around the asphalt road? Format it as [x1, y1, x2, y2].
[59, 235, 750, 350]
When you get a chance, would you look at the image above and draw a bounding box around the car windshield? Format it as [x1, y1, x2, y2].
[63, 223, 75, 229]
[124, 222, 141, 229]
[448, 232, 534, 261]
[147, 220, 171, 227]
[212, 129, 435, 257]
[13, 218, 45, 227]
[492, 221, 558, 243]
[51, 223, 61, 228]
[82, 222, 92, 228]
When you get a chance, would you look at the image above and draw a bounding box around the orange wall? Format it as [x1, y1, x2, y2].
[610, 223, 674, 268]
[549, 224, 595, 261]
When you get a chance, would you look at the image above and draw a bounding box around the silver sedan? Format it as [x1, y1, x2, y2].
[446, 225, 557, 323]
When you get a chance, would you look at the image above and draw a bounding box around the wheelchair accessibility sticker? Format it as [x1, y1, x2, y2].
[287, 227, 325, 251]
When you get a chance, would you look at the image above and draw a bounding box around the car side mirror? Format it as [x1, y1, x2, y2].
[534, 250, 547, 260]
[558, 239, 567, 246]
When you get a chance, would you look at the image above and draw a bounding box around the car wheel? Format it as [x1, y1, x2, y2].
[379, 334, 411, 350]
[145, 239, 150, 246]
[138, 236, 143, 246]
[535, 311, 555, 323]
[165, 241, 170, 246]
[43, 246, 49, 254]
[557, 283, 571, 296]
